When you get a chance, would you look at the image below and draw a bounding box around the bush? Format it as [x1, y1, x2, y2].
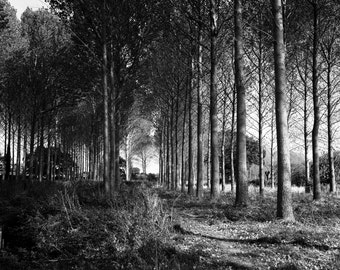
[0, 181, 172, 269]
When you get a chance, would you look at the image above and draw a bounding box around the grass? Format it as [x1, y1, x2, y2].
[0, 182, 339, 269]
[158, 185, 340, 269]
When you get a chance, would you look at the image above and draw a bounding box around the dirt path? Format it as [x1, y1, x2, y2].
[160, 190, 340, 270]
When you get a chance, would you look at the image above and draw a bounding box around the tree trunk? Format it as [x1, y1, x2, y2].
[170, 97, 175, 189]
[258, 29, 264, 196]
[166, 119, 170, 189]
[181, 82, 188, 193]
[303, 55, 311, 193]
[102, 25, 111, 196]
[188, 55, 194, 196]
[271, 0, 294, 221]
[210, 0, 220, 200]
[327, 63, 336, 193]
[46, 123, 51, 181]
[16, 116, 21, 181]
[221, 93, 227, 192]
[234, 0, 248, 206]
[114, 112, 121, 189]
[175, 87, 179, 190]
[22, 126, 27, 179]
[196, 2, 204, 199]
[38, 116, 44, 182]
[5, 114, 11, 181]
[230, 85, 236, 193]
[311, 2, 321, 201]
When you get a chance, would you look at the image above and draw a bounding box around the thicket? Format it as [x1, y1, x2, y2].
[0, 181, 182, 270]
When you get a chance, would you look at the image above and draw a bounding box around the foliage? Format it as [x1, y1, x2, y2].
[0, 182, 174, 269]
[319, 151, 340, 184]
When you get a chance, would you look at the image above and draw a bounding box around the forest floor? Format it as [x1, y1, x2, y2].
[0, 181, 339, 269]
[159, 187, 340, 269]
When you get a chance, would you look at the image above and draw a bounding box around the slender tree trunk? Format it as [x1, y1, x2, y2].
[230, 86, 236, 193]
[271, 0, 294, 220]
[210, 0, 220, 200]
[270, 102, 275, 188]
[109, 55, 116, 192]
[166, 119, 170, 189]
[114, 112, 121, 189]
[5, 114, 11, 181]
[102, 26, 111, 196]
[234, 0, 248, 206]
[16, 116, 21, 180]
[303, 55, 311, 193]
[11, 125, 15, 178]
[258, 29, 264, 196]
[46, 123, 51, 181]
[170, 98, 175, 189]
[196, 3, 204, 199]
[181, 83, 188, 192]
[327, 62, 336, 193]
[221, 93, 227, 192]
[39, 116, 44, 182]
[188, 55, 194, 196]
[4, 120, 7, 161]
[311, 2, 321, 200]
[175, 88, 179, 190]
[22, 126, 27, 178]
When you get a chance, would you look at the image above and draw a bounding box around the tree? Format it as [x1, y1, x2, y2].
[234, 0, 248, 206]
[271, 0, 295, 221]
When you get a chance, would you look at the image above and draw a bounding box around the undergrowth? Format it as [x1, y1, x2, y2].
[0, 181, 179, 270]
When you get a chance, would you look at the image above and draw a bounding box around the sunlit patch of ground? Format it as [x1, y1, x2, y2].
[158, 185, 340, 269]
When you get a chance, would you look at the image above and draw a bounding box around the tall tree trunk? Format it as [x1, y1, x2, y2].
[270, 102, 275, 188]
[46, 123, 51, 181]
[196, 2, 204, 199]
[188, 55, 194, 196]
[258, 29, 264, 196]
[102, 25, 111, 196]
[303, 55, 311, 193]
[327, 62, 336, 193]
[16, 116, 21, 180]
[109, 55, 116, 192]
[234, 0, 248, 206]
[311, 2, 321, 200]
[114, 112, 121, 189]
[210, 0, 220, 200]
[271, 0, 294, 220]
[38, 116, 44, 182]
[181, 83, 188, 193]
[170, 98, 175, 189]
[5, 113, 11, 181]
[221, 92, 227, 192]
[166, 119, 170, 189]
[175, 88, 179, 190]
[230, 85, 236, 193]
[22, 126, 27, 179]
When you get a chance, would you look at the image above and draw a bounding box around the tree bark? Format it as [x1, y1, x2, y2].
[210, 0, 220, 200]
[258, 29, 264, 196]
[311, 2, 321, 200]
[102, 28, 111, 196]
[196, 15, 204, 199]
[230, 85, 236, 193]
[38, 116, 44, 182]
[327, 62, 336, 193]
[303, 54, 311, 193]
[271, 0, 294, 220]
[16, 116, 21, 181]
[181, 82, 188, 193]
[234, 0, 248, 206]
[188, 55, 194, 196]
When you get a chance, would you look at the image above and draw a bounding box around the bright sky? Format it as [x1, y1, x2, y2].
[8, 0, 49, 19]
